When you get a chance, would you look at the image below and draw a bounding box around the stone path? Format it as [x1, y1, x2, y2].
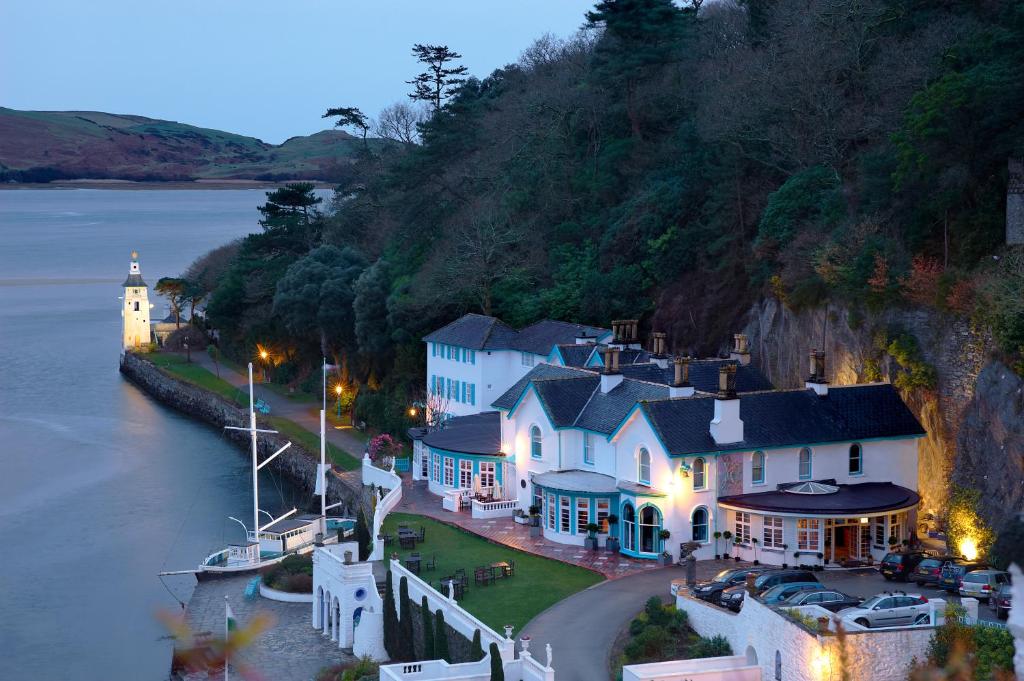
[399, 479, 660, 579]
[520, 560, 735, 681]
[180, 575, 352, 681]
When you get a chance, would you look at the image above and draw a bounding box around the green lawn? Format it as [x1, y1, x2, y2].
[149, 353, 245, 404]
[267, 416, 359, 471]
[383, 513, 604, 633]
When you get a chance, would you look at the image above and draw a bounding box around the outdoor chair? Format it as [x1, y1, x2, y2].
[418, 526, 426, 542]
[425, 554, 437, 571]
[454, 567, 467, 584]
[399, 534, 416, 550]
[474, 566, 494, 586]
[506, 559, 516, 577]
[378, 533, 393, 546]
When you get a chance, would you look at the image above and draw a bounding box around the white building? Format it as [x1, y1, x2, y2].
[121, 251, 152, 349]
[413, 315, 925, 567]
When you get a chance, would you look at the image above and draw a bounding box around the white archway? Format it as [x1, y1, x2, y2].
[745, 645, 758, 666]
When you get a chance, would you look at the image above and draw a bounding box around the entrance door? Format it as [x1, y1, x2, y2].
[834, 526, 851, 563]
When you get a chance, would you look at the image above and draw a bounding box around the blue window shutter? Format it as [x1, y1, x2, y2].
[470, 384, 475, 405]
[431, 374, 436, 393]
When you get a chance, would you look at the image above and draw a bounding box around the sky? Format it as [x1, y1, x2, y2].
[0, 1, 596, 144]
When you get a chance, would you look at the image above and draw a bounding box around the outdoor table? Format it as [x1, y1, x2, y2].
[490, 561, 511, 578]
[405, 554, 422, 574]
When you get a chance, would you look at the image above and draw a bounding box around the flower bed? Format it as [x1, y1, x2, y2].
[260, 554, 314, 594]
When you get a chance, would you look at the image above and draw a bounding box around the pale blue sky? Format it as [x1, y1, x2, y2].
[1, 1, 595, 143]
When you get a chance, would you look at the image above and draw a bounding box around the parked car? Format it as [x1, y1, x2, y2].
[879, 551, 929, 581]
[782, 589, 863, 612]
[959, 570, 1010, 604]
[688, 567, 767, 604]
[939, 560, 989, 592]
[719, 570, 819, 612]
[913, 556, 960, 587]
[838, 592, 931, 628]
[990, 583, 1012, 620]
[759, 582, 822, 605]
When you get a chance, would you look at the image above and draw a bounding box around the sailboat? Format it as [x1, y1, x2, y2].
[194, 362, 349, 577]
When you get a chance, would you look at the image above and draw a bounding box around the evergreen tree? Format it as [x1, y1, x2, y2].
[383, 570, 397, 658]
[354, 507, 372, 561]
[323, 106, 370, 148]
[434, 610, 450, 663]
[256, 182, 324, 252]
[398, 577, 415, 661]
[406, 44, 468, 111]
[420, 596, 435, 660]
[471, 629, 484, 661]
[488, 642, 504, 681]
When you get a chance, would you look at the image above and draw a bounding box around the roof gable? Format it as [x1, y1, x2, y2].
[424, 314, 608, 356]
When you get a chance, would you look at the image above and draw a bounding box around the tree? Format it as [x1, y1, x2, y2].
[324, 106, 371, 148]
[375, 102, 427, 145]
[154, 277, 187, 328]
[438, 213, 527, 315]
[488, 642, 504, 681]
[407, 44, 468, 111]
[398, 577, 415, 661]
[354, 507, 371, 561]
[258, 183, 324, 252]
[353, 259, 393, 356]
[383, 570, 397, 658]
[420, 596, 435, 660]
[989, 516, 1024, 571]
[206, 344, 221, 378]
[433, 610, 450, 662]
[470, 629, 483, 661]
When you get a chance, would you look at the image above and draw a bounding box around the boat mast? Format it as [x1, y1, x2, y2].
[249, 363, 259, 545]
[320, 408, 326, 518]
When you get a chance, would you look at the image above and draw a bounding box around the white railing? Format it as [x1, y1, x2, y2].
[623, 655, 760, 681]
[442, 488, 468, 513]
[390, 560, 515, 663]
[363, 452, 400, 489]
[365, 452, 403, 562]
[379, 658, 491, 681]
[470, 498, 520, 519]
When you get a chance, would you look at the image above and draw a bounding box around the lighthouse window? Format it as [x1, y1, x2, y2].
[134, 301, 140, 311]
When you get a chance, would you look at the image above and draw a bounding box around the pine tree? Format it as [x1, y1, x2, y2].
[355, 507, 371, 560]
[406, 44, 468, 111]
[434, 610, 450, 663]
[383, 570, 397, 658]
[471, 629, 484, 661]
[399, 577, 415, 661]
[488, 642, 504, 680]
[420, 596, 435, 660]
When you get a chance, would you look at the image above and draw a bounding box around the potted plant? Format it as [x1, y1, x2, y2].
[528, 505, 543, 537]
[887, 536, 899, 551]
[584, 523, 600, 551]
[733, 537, 742, 561]
[781, 544, 789, 568]
[751, 537, 760, 565]
[606, 515, 620, 552]
[815, 552, 824, 571]
[658, 530, 673, 565]
[713, 531, 723, 559]
[513, 509, 530, 525]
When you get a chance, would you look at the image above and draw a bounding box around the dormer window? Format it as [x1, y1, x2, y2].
[799, 447, 813, 480]
[638, 448, 651, 485]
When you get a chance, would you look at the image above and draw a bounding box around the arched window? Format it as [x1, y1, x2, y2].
[622, 503, 636, 552]
[638, 448, 651, 485]
[775, 650, 782, 680]
[693, 457, 706, 490]
[692, 507, 709, 543]
[849, 443, 863, 475]
[752, 451, 765, 484]
[798, 447, 812, 480]
[530, 426, 542, 459]
[639, 505, 661, 553]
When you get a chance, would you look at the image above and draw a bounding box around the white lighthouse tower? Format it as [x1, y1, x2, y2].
[121, 251, 152, 349]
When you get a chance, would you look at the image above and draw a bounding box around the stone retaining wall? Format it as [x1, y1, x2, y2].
[119, 351, 361, 514]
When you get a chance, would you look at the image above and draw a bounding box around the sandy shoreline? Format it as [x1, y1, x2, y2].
[0, 179, 336, 190]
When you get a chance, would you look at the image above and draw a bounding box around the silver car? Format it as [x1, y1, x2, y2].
[959, 569, 1010, 604]
[838, 593, 931, 628]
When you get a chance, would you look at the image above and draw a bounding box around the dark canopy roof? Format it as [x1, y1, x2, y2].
[640, 383, 925, 456]
[718, 482, 920, 515]
[423, 313, 607, 355]
[422, 411, 502, 455]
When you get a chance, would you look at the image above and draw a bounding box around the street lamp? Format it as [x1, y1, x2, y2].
[257, 347, 270, 382]
[334, 384, 343, 419]
[408, 407, 418, 418]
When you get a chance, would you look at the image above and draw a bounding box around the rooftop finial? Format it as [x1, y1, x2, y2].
[131, 250, 139, 259]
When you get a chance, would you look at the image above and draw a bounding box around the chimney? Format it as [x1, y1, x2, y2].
[730, 334, 751, 366]
[650, 332, 668, 368]
[710, 364, 744, 444]
[626, 319, 641, 349]
[670, 355, 694, 398]
[600, 346, 623, 393]
[805, 349, 828, 396]
[611, 320, 625, 347]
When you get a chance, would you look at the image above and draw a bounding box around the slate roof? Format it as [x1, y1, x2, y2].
[421, 411, 503, 455]
[553, 343, 597, 368]
[123, 273, 146, 287]
[492, 364, 593, 411]
[718, 482, 920, 515]
[618, 360, 774, 393]
[423, 313, 608, 355]
[639, 383, 926, 456]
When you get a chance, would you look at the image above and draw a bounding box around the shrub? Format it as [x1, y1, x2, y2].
[644, 597, 671, 627]
[285, 573, 313, 593]
[489, 642, 504, 681]
[689, 635, 733, 659]
[629, 615, 648, 636]
[624, 625, 669, 661]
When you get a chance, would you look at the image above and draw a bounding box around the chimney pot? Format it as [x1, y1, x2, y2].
[710, 366, 743, 444]
[730, 334, 751, 365]
[806, 349, 829, 395]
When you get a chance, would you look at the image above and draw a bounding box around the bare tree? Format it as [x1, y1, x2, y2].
[424, 389, 451, 430]
[374, 102, 427, 145]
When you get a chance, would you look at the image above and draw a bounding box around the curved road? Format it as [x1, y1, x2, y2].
[520, 565, 686, 681]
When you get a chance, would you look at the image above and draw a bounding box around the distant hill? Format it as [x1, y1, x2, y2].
[0, 108, 366, 183]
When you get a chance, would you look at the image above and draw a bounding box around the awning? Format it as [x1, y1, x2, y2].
[532, 469, 619, 494]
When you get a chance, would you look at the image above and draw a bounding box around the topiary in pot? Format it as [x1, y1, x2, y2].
[713, 531, 723, 559]
[606, 514, 621, 552]
[584, 522, 600, 550]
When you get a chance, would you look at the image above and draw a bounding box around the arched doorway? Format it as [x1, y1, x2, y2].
[622, 503, 636, 552]
[332, 597, 341, 641]
[316, 586, 325, 629]
[745, 645, 758, 665]
[353, 606, 363, 629]
[639, 505, 661, 554]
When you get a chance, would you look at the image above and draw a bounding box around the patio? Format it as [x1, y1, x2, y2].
[398, 479, 663, 579]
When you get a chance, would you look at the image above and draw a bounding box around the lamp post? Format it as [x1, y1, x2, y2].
[258, 348, 269, 383]
[334, 384, 343, 420]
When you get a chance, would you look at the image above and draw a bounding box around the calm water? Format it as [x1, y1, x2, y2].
[0, 190, 314, 680]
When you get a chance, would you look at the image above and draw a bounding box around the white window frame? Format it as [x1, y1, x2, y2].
[735, 511, 751, 544]
[443, 456, 454, 487]
[559, 496, 571, 533]
[797, 518, 821, 551]
[693, 457, 706, 490]
[596, 498, 610, 533]
[763, 515, 783, 548]
[546, 493, 556, 530]
[638, 448, 651, 485]
[432, 453, 441, 482]
[479, 461, 495, 490]
[583, 432, 594, 465]
[799, 447, 813, 480]
[459, 459, 473, 489]
[752, 451, 765, 485]
[521, 352, 535, 367]
[849, 443, 863, 475]
[692, 507, 709, 543]
[576, 498, 589, 534]
[530, 426, 542, 459]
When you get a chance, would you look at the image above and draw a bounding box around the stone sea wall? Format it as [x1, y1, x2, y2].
[119, 351, 362, 514]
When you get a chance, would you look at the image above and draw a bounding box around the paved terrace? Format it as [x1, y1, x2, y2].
[398, 479, 661, 579]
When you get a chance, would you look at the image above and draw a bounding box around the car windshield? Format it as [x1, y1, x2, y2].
[860, 596, 885, 610]
[712, 569, 735, 583]
[963, 573, 988, 583]
[919, 559, 940, 568]
[882, 554, 901, 563]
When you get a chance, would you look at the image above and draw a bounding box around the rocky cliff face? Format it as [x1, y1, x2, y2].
[119, 351, 362, 514]
[742, 298, 1004, 524]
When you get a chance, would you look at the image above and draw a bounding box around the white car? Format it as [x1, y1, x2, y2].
[837, 593, 931, 628]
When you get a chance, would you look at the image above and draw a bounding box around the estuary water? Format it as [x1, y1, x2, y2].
[0, 189, 311, 680]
